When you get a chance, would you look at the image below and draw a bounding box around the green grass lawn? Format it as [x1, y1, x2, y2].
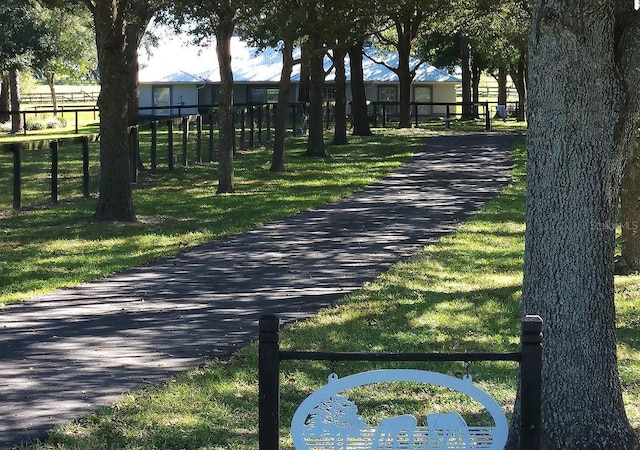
[15, 140, 640, 449]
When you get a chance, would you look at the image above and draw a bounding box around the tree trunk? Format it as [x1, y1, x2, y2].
[460, 34, 473, 119]
[509, 50, 527, 122]
[621, 136, 640, 272]
[472, 61, 481, 118]
[270, 38, 295, 172]
[46, 72, 58, 116]
[9, 69, 22, 134]
[497, 63, 508, 107]
[216, 20, 235, 193]
[124, 4, 153, 128]
[348, 43, 372, 136]
[509, 1, 640, 447]
[298, 41, 311, 103]
[93, 1, 136, 222]
[396, 22, 413, 128]
[305, 30, 327, 157]
[0, 74, 9, 123]
[332, 46, 348, 146]
[124, 25, 142, 127]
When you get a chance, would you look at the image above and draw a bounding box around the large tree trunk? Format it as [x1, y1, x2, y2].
[460, 34, 473, 120]
[509, 1, 640, 447]
[216, 19, 235, 193]
[93, 2, 136, 222]
[332, 46, 348, 146]
[621, 136, 640, 272]
[9, 69, 22, 134]
[348, 43, 372, 136]
[396, 20, 413, 128]
[305, 28, 327, 157]
[270, 38, 295, 172]
[0, 74, 9, 123]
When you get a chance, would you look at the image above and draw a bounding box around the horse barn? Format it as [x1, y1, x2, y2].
[137, 33, 460, 118]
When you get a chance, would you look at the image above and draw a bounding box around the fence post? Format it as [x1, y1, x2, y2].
[266, 104, 272, 142]
[208, 112, 215, 162]
[383, 104, 388, 128]
[485, 102, 491, 131]
[292, 104, 297, 135]
[129, 126, 139, 183]
[258, 106, 263, 145]
[249, 106, 255, 148]
[10, 143, 21, 209]
[167, 119, 174, 170]
[259, 315, 281, 450]
[240, 109, 246, 150]
[81, 137, 90, 199]
[520, 315, 543, 450]
[50, 140, 59, 204]
[151, 121, 158, 173]
[182, 116, 189, 167]
[414, 103, 419, 128]
[75, 110, 79, 134]
[196, 115, 203, 164]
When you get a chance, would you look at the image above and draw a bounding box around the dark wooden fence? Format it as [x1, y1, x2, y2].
[258, 314, 543, 450]
[0, 105, 100, 135]
[1, 134, 98, 209]
[1, 100, 500, 210]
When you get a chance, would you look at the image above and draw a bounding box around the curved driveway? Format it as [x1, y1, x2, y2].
[0, 133, 516, 448]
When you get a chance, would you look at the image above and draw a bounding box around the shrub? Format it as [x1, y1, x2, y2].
[25, 119, 45, 131]
[44, 116, 66, 129]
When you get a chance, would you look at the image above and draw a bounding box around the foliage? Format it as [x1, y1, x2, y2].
[0, 0, 57, 72]
[37, 4, 96, 82]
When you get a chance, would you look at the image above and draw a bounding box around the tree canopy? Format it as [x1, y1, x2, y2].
[0, 0, 56, 73]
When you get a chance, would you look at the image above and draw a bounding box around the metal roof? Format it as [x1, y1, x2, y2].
[139, 35, 460, 85]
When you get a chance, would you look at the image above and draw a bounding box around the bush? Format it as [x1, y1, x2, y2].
[23, 116, 67, 131]
[44, 116, 66, 129]
[25, 119, 45, 131]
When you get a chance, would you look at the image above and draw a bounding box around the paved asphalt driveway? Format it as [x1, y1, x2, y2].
[0, 133, 516, 448]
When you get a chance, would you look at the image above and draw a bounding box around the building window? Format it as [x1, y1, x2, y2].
[323, 87, 336, 102]
[414, 86, 433, 116]
[378, 85, 398, 116]
[152, 86, 171, 116]
[378, 86, 397, 102]
[249, 87, 279, 104]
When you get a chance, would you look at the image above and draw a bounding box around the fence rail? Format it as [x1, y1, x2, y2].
[1, 100, 503, 211]
[20, 91, 99, 104]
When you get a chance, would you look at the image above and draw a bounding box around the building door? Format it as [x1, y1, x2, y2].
[378, 85, 398, 117]
[414, 86, 433, 117]
[152, 86, 171, 116]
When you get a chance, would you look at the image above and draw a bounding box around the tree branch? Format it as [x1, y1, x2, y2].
[80, 0, 95, 13]
[363, 50, 399, 75]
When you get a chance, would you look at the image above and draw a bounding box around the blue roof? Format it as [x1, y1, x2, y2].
[139, 35, 460, 84]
